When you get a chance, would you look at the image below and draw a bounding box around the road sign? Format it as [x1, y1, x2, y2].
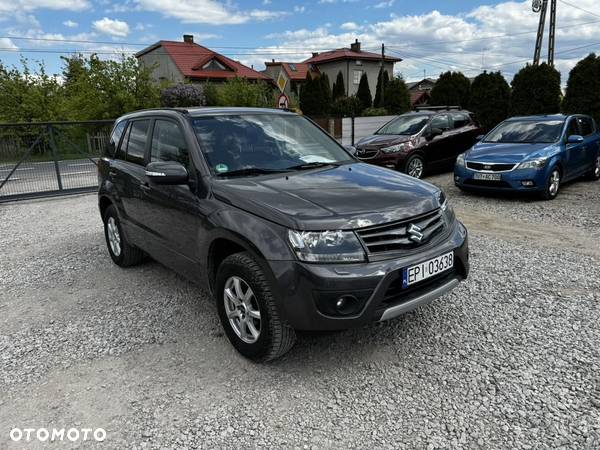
[277, 71, 287, 93]
[277, 93, 289, 109]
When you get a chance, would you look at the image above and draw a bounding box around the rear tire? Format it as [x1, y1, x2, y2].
[540, 166, 561, 200]
[404, 154, 425, 179]
[103, 205, 145, 267]
[215, 252, 296, 362]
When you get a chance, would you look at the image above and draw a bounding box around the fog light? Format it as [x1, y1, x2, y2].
[521, 180, 535, 187]
[454, 175, 461, 183]
[336, 295, 359, 315]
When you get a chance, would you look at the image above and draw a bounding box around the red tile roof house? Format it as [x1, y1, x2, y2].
[265, 40, 402, 99]
[136, 35, 271, 84]
[262, 61, 319, 98]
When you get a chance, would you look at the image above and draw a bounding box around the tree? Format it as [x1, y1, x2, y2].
[563, 53, 600, 125]
[469, 71, 511, 130]
[373, 69, 390, 108]
[161, 83, 205, 107]
[318, 73, 332, 114]
[331, 95, 361, 117]
[332, 70, 345, 100]
[430, 71, 471, 108]
[216, 78, 272, 107]
[511, 63, 561, 116]
[356, 73, 372, 112]
[383, 77, 411, 114]
[300, 72, 320, 115]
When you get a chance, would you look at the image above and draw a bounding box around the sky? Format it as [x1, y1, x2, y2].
[1, 0, 600, 83]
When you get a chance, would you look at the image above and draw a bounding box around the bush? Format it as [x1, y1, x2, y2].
[160, 83, 205, 107]
[356, 73, 372, 112]
[216, 78, 272, 107]
[332, 71, 345, 100]
[430, 71, 471, 108]
[383, 77, 411, 114]
[373, 69, 390, 108]
[469, 71, 511, 130]
[511, 63, 561, 116]
[203, 82, 219, 106]
[361, 107, 389, 116]
[563, 53, 600, 125]
[331, 95, 362, 117]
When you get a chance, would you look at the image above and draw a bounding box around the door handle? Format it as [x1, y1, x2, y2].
[109, 170, 118, 177]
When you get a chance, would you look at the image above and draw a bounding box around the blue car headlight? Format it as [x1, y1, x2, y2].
[517, 158, 548, 170]
[288, 230, 366, 263]
[456, 153, 466, 167]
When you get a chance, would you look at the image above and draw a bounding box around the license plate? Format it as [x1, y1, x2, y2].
[473, 172, 501, 181]
[402, 252, 454, 288]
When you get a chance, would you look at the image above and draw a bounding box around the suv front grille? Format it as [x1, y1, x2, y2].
[466, 161, 516, 172]
[356, 209, 445, 254]
[356, 148, 380, 159]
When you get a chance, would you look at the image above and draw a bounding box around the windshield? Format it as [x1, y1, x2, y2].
[376, 115, 429, 135]
[484, 119, 565, 144]
[191, 114, 353, 176]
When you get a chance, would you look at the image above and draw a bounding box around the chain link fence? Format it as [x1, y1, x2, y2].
[0, 120, 114, 202]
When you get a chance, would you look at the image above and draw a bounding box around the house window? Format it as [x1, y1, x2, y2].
[202, 59, 227, 71]
[355, 60, 362, 66]
[353, 70, 362, 85]
[289, 63, 297, 71]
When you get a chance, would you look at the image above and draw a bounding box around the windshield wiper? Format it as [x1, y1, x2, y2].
[286, 161, 339, 171]
[216, 167, 291, 178]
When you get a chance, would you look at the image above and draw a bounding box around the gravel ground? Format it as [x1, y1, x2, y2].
[1, 173, 599, 449]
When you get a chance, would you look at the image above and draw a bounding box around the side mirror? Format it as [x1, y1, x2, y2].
[567, 134, 584, 144]
[475, 135, 484, 142]
[344, 145, 357, 156]
[145, 161, 189, 185]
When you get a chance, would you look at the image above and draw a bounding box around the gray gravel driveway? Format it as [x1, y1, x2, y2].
[1, 173, 599, 449]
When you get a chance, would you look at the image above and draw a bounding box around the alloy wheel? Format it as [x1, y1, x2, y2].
[408, 158, 424, 178]
[548, 169, 560, 197]
[595, 157, 600, 178]
[223, 276, 261, 344]
[107, 217, 121, 257]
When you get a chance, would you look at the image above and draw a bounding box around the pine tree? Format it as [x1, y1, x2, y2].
[430, 71, 471, 108]
[332, 70, 345, 100]
[563, 53, 600, 125]
[511, 63, 561, 116]
[374, 69, 390, 108]
[356, 73, 372, 112]
[469, 71, 511, 131]
[319, 73, 332, 114]
[299, 72, 318, 115]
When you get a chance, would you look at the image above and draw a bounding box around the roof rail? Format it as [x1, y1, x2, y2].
[414, 105, 461, 111]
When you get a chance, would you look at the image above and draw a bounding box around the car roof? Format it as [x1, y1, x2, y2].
[400, 109, 472, 117]
[505, 114, 569, 121]
[117, 107, 297, 121]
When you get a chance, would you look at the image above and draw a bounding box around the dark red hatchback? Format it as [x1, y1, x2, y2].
[355, 108, 483, 178]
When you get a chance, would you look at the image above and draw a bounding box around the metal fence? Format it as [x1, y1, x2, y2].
[0, 120, 114, 202]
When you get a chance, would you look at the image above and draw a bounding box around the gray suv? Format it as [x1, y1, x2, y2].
[98, 107, 469, 361]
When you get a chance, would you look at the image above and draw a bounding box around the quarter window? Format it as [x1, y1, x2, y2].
[151, 120, 189, 166]
[126, 120, 150, 165]
[451, 113, 470, 129]
[106, 120, 127, 157]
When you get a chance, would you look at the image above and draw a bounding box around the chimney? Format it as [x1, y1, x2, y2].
[183, 34, 194, 44]
[350, 39, 361, 52]
[312, 52, 319, 58]
[272, 58, 275, 63]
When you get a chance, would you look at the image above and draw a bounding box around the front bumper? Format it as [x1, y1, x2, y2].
[267, 220, 469, 331]
[454, 164, 549, 192]
[356, 153, 408, 170]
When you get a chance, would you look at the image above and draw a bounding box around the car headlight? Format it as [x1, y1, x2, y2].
[517, 158, 548, 170]
[381, 143, 405, 154]
[439, 191, 455, 225]
[456, 153, 466, 167]
[288, 230, 366, 263]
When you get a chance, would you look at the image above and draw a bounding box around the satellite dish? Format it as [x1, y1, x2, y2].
[532, 0, 543, 12]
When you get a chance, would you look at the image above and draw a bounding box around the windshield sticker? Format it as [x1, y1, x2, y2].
[215, 163, 229, 173]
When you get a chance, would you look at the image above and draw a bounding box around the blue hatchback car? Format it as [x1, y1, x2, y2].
[454, 114, 600, 199]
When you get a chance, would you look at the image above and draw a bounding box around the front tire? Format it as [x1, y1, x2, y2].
[540, 167, 561, 200]
[103, 205, 145, 267]
[215, 252, 296, 362]
[404, 154, 425, 179]
[586, 155, 600, 181]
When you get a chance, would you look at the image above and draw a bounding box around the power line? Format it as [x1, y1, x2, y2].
[556, 0, 600, 19]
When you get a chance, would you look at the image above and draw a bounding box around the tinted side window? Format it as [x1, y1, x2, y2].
[577, 117, 595, 136]
[106, 120, 127, 157]
[126, 120, 150, 165]
[151, 120, 189, 166]
[566, 118, 580, 138]
[430, 114, 450, 130]
[451, 113, 470, 129]
[115, 123, 130, 160]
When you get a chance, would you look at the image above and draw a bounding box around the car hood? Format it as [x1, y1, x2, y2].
[467, 142, 554, 163]
[356, 134, 412, 148]
[211, 163, 441, 230]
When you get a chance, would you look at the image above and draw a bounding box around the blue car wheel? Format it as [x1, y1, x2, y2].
[541, 167, 561, 200]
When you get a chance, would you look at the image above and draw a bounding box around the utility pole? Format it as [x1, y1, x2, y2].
[380, 43, 385, 107]
[532, 0, 557, 66]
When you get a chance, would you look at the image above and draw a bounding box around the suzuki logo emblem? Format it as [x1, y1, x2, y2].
[408, 224, 424, 243]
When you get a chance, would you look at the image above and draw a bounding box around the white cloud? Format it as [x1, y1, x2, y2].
[262, 0, 271, 4]
[63, 20, 78, 28]
[294, 5, 306, 13]
[93, 17, 130, 37]
[0, 0, 89, 13]
[374, 0, 394, 8]
[0, 37, 18, 50]
[134, 0, 287, 24]
[340, 21, 361, 31]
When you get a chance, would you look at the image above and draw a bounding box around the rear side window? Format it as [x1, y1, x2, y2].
[451, 113, 470, 129]
[430, 114, 450, 131]
[106, 120, 127, 157]
[151, 120, 189, 166]
[577, 117, 595, 136]
[126, 120, 150, 165]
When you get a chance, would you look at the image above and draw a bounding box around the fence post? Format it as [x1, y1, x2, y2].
[47, 124, 63, 191]
[351, 116, 355, 146]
